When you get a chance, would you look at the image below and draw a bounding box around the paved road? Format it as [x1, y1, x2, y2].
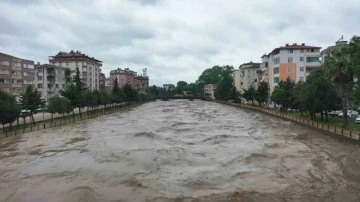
[1, 100, 360, 201]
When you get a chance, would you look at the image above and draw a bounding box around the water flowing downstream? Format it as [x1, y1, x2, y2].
[1, 100, 360, 202]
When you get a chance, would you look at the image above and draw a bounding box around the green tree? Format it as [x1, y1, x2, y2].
[47, 96, 73, 122]
[243, 85, 256, 105]
[149, 85, 159, 96]
[176, 81, 188, 94]
[255, 81, 269, 106]
[60, 67, 87, 119]
[198, 65, 224, 84]
[229, 86, 241, 102]
[271, 86, 286, 110]
[322, 46, 353, 126]
[0, 89, 21, 130]
[270, 77, 295, 111]
[214, 65, 234, 100]
[19, 85, 43, 125]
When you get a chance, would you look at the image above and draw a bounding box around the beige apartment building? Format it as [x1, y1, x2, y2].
[232, 69, 241, 92]
[0, 52, 35, 100]
[238, 62, 261, 93]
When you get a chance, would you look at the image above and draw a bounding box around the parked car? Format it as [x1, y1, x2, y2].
[328, 111, 340, 117]
[356, 117, 360, 124]
[338, 112, 344, 117]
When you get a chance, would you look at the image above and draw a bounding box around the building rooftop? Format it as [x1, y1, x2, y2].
[110, 67, 137, 75]
[271, 43, 321, 54]
[49, 50, 102, 63]
[239, 61, 260, 69]
[320, 41, 347, 54]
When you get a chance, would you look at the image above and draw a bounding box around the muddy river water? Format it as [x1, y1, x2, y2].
[1, 100, 360, 202]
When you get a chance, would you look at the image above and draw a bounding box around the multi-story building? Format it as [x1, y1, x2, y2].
[163, 84, 175, 91]
[34, 63, 71, 100]
[48, 50, 102, 91]
[136, 76, 149, 94]
[204, 84, 216, 99]
[232, 69, 241, 92]
[110, 67, 137, 90]
[99, 73, 106, 90]
[0, 52, 34, 100]
[259, 54, 270, 83]
[105, 77, 111, 92]
[239, 61, 261, 93]
[321, 39, 347, 64]
[268, 43, 321, 94]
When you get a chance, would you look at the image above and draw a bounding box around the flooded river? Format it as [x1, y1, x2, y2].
[1, 100, 360, 202]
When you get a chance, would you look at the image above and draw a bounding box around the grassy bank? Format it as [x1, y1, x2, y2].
[286, 111, 360, 132]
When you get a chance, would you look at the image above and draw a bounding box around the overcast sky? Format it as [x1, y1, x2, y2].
[1, 0, 359, 86]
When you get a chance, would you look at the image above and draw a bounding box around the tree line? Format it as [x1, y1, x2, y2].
[0, 67, 149, 130]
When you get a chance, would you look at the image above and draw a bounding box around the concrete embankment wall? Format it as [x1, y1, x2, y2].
[216, 101, 360, 143]
[0, 102, 149, 139]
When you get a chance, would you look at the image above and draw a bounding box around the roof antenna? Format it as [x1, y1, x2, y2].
[337, 35, 344, 42]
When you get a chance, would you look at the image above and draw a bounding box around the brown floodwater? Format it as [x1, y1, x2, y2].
[1, 100, 360, 202]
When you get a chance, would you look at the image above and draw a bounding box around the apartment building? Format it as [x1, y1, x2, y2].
[0, 52, 34, 100]
[136, 76, 149, 94]
[321, 40, 347, 64]
[48, 51, 102, 90]
[110, 67, 137, 90]
[105, 77, 111, 92]
[204, 83, 216, 99]
[232, 69, 241, 92]
[268, 43, 321, 94]
[99, 73, 106, 90]
[239, 62, 261, 93]
[34, 63, 70, 100]
[259, 54, 270, 83]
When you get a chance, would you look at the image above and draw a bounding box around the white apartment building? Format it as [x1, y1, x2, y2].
[239, 62, 261, 93]
[267, 43, 321, 94]
[260, 54, 269, 83]
[48, 51, 102, 90]
[204, 83, 216, 99]
[34, 63, 70, 100]
[232, 69, 241, 92]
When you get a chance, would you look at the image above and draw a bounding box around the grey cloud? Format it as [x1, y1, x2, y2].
[1, 0, 360, 86]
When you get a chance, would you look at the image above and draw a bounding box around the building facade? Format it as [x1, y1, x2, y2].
[267, 43, 321, 94]
[0, 52, 34, 100]
[204, 84, 216, 99]
[110, 68, 137, 90]
[99, 73, 106, 90]
[105, 77, 111, 92]
[163, 84, 175, 91]
[259, 54, 269, 83]
[135, 76, 149, 94]
[48, 51, 102, 91]
[239, 62, 261, 93]
[34, 63, 70, 100]
[232, 69, 241, 92]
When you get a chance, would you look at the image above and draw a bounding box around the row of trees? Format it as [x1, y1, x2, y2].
[0, 67, 148, 130]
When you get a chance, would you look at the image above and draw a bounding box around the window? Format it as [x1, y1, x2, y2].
[288, 50, 293, 53]
[12, 70, 21, 76]
[306, 57, 320, 63]
[15, 62, 21, 67]
[308, 49, 318, 53]
[47, 84, 51, 88]
[0, 69, 10, 74]
[38, 84, 43, 88]
[300, 57, 304, 62]
[274, 77, 279, 83]
[273, 50, 280, 55]
[23, 80, 32, 84]
[300, 49, 304, 53]
[56, 84, 59, 88]
[0, 78, 10, 83]
[300, 77, 304, 81]
[1, 61, 10, 66]
[273, 57, 280, 65]
[273, 67, 279, 74]
[27, 64, 34, 69]
[288, 67, 294, 73]
[38, 76, 42, 80]
[12, 79, 22, 84]
[300, 67, 304, 71]
[13, 88, 22, 93]
[288, 57, 293, 63]
[306, 66, 317, 72]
